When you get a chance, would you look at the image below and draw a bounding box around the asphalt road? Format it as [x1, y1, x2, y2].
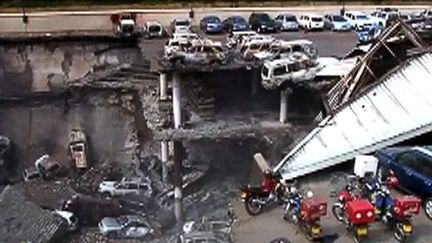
[231, 171, 432, 243]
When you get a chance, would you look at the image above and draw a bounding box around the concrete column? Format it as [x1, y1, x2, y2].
[160, 73, 168, 100]
[279, 88, 292, 123]
[172, 72, 182, 129]
[173, 141, 183, 223]
[251, 68, 259, 97]
[160, 140, 169, 184]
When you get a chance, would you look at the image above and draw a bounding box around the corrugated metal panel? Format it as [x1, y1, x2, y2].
[275, 53, 432, 180]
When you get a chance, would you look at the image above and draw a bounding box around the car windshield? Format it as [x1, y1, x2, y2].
[285, 16, 297, 21]
[356, 15, 368, 20]
[149, 25, 161, 32]
[257, 14, 271, 21]
[116, 216, 128, 226]
[333, 15, 346, 22]
[207, 17, 220, 23]
[233, 16, 246, 23]
[176, 20, 190, 26]
[311, 17, 323, 22]
[400, 15, 409, 20]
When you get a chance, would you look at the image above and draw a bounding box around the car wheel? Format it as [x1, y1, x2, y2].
[107, 232, 117, 238]
[424, 197, 432, 219]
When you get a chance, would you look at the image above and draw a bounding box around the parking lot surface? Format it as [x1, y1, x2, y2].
[231, 173, 432, 243]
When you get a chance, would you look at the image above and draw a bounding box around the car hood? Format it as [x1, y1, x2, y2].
[333, 21, 350, 27]
[100, 218, 121, 229]
[260, 21, 275, 26]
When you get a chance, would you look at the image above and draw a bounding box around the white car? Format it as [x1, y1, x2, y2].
[98, 177, 152, 198]
[54, 210, 79, 232]
[370, 10, 404, 27]
[344, 11, 377, 30]
[420, 8, 432, 18]
[298, 14, 325, 30]
[171, 18, 191, 33]
[143, 20, 164, 38]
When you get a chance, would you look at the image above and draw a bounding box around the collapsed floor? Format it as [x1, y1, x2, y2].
[0, 37, 324, 241]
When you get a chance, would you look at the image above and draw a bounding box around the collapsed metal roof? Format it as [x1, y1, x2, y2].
[275, 20, 432, 180]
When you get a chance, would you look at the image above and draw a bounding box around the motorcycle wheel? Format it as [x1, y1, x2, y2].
[332, 203, 345, 222]
[394, 222, 408, 242]
[245, 196, 263, 216]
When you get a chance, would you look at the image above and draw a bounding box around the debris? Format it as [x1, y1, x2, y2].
[0, 185, 68, 243]
[69, 129, 90, 170]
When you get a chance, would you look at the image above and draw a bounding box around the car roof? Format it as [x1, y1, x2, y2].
[413, 146, 432, 157]
[347, 11, 368, 15]
[175, 18, 189, 22]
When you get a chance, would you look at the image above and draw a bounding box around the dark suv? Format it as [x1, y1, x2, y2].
[249, 13, 278, 33]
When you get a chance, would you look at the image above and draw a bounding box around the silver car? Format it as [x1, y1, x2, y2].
[99, 215, 153, 239]
[98, 177, 152, 198]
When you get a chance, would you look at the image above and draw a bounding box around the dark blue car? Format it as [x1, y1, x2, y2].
[200, 16, 223, 34]
[222, 16, 249, 33]
[375, 146, 432, 219]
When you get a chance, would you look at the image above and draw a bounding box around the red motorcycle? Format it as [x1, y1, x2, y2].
[298, 197, 327, 240]
[240, 171, 286, 216]
[333, 199, 374, 243]
[332, 177, 375, 242]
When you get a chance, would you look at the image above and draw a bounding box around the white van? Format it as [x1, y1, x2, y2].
[298, 14, 325, 30]
[261, 53, 315, 89]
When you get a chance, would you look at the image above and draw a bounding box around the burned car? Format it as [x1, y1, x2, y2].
[61, 194, 126, 225]
[69, 129, 89, 170]
[183, 217, 234, 242]
[98, 177, 152, 198]
[99, 215, 155, 239]
[165, 39, 227, 66]
[226, 30, 257, 49]
[34, 154, 63, 179]
[144, 20, 165, 38]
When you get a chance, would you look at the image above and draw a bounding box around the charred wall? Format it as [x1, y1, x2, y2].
[0, 90, 142, 173]
[0, 40, 142, 96]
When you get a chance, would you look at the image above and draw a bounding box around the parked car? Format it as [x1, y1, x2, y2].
[183, 218, 233, 241]
[298, 14, 325, 31]
[143, 20, 165, 38]
[375, 146, 432, 219]
[344, 11, 377, 30]
[171, 18, 191, 33]
[275, 14, 299, 31]
[175, 231, 228, 243]
[99, 215, 154, 239]
[98, 177, 152, 198]
[356, 25, 384, 44]
[420, 8, 432, 18]
[324, 14, 352, 31]
[223, 16, 249, 33]
[371, 10, 402, 27]
[200, 16, 224, 34]
[249, 13, 278, 33]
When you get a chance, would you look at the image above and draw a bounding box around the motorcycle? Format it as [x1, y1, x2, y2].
[331, 175, 359, 223]
[283, 189, 327, 241]
[240, 172, 286, 216]
[370, 181, 421, 242]
[331, 176, 375, 242]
